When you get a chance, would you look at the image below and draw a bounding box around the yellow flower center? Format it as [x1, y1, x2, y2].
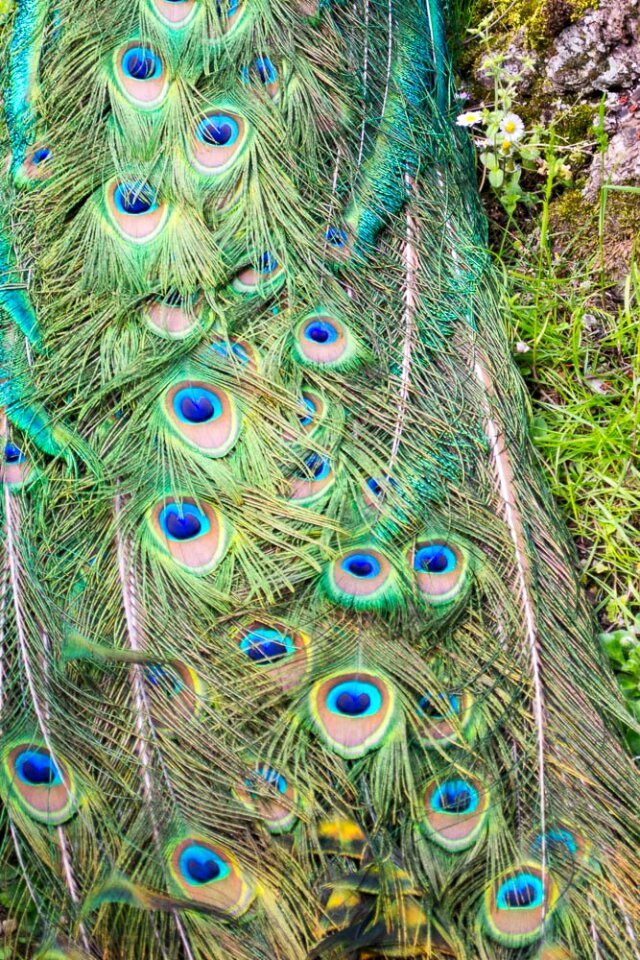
[504, 120, 516, 133]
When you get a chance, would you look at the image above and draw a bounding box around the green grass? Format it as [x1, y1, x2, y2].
[490, 182, 640, 628]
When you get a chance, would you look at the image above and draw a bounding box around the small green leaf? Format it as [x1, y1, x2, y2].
[531, 415, 548, 441]
[480, 152, 498, 170]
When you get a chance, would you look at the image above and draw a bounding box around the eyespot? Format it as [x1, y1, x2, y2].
[415, 691, 474, 746]
[150, 498, 230, 575]
[1, 741, 78, 825]
[322, 224, 353, 261]
[217, 0, 239, 15]
[284, 388, 326, 442]
[361, 475, 399, 509]
[235, 622, 311, 691]
[241, 55, 279, 98]
[288, 452, 334, 503]
[239, 626, 294, 663]
[293, 312, 359, 370]
[2, 444, 31, 489]
[325, 546, 399, 610]
[309, 671, 396, 759]
[190, 110, 249, 175]
[163, 381, 241, 457]
[423, 774, 489, 851]
[145, 293, 202, 339]
[168, 836, 253, 916]
[106, 181, 167, 242]
[5, 443, 24, 465]
[145, 660, 204, 729]
[207, 335, 260, 375]
[211, 0, 245, 35]
[18, 145, 53, 184]
[325, 226, 348, 247]
[299, 391, 323, 430]
[530, 823, 589, 865]
[115, 43, 168, 108]
[231, 251, 284, 295]
[480, 864, 558, 947]
[412, 539, 469, 605]
[235, 763, 298, 833]
[150, 0, 198, 27]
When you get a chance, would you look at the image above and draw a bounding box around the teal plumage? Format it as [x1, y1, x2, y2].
[0, 0, 639, 958]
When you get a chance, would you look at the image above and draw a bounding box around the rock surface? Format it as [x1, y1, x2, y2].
[584, 91, 640, 196]
[546, 0, 640, 92]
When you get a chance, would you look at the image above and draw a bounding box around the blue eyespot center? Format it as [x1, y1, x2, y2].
[181, 396, 214, 422]
[336, 691, 370, 715]
[531, 827, 578, 858]
[259, 252, 278, 274]
[4, 443, 24, 464]
[418, 692, 460, 719]
[325, 226, 348, 247]
[197, 114, 239, 147]
[210, 341, 250, 365]
[33, 147, 50, 165]
[15, 750, 62, 787]
[246, 764, 287, 795]
[173, 387, 222, 425]
[240, 627, 294, 663]
[414, 543, 457, 575]
[497, 874, 544, 910]
[166, 513, 201, 539]
[162, 290, 185, 306]
[160, 503, 208, 541]
[296, 453, 330, 481]
[255, 56, 277, 83]
[122, 47, 162, 81]
[216, 0, 239, 16]
[243, 56, 277, 85]
[146, 665, 183, 696]
[327, 680, 382, 718]
[232, 343, 249, 362]
[365, 476, 399, 497]
[179, 844, 228, 885]
[299, 396, 316, 426]
[342, 553, 380, 579]
[432, 780, 478, 814]
[304, 321, 338, 345]
[114, 183, 157, 215]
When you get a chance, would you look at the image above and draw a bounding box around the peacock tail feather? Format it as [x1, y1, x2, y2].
[0, 0, 638, 957]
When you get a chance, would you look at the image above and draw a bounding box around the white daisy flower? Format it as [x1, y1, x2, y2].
[499, 113, 525, 140]
[455, 110, 483, 127]
[498, 138, 514, 155]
